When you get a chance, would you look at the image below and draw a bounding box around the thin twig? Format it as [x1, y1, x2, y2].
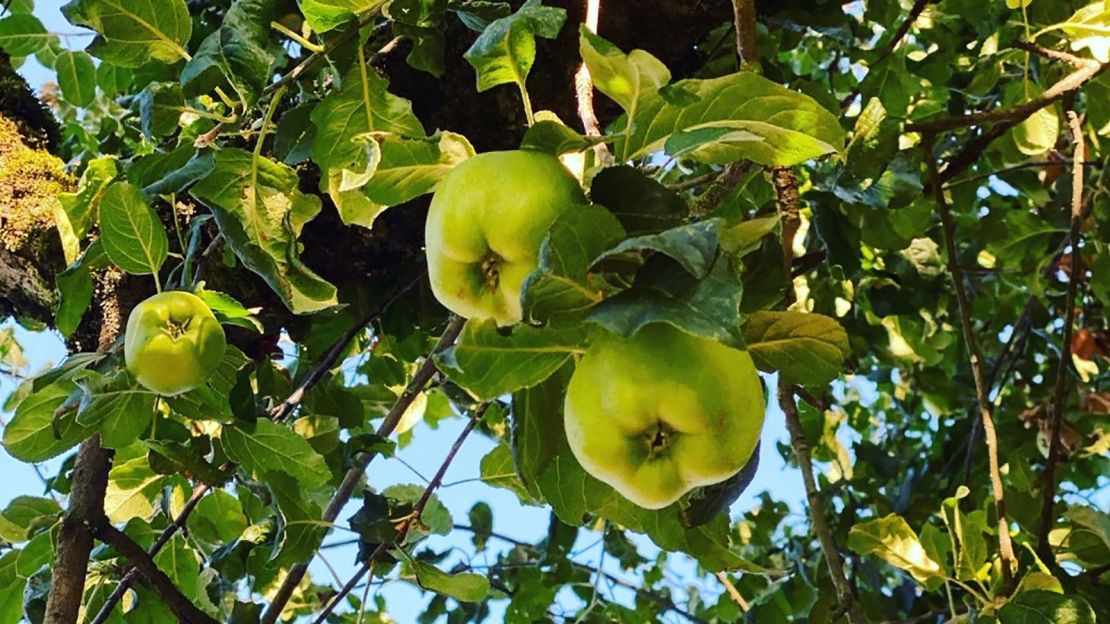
[923, 132, 1016, 587]
[1037, 106, 1085, 561]
[260, 316, 467, 624]
[93, 521, 220, 624]
[311, 406, 486, 624]
[666, 171, 718, 192]
[88, 484, 210, 624]
[574, 0, 612, 165]
[716, 572, 750, 612]
[907, 60, 1106, 133]
[450, 525, 711, 624]
[780, 387, 866, 623]
[270, 270, 426, 422]
[690, 162, 755, 216]
[1012, 41, 1093, 68]
[840, 0, 931, 110]
[263, 10, 385, 97]
[943, 159, 1091, 188]
[772, 166, 865, 623]
[732, 0, 759, 71]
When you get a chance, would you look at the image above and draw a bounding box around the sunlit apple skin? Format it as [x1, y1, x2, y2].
[425, 150, 585, 326]
[564, 324, 765, 510]
[124, 291, 227, 396]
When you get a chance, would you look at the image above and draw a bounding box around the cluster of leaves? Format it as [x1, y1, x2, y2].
[0, 0, 1107, 622]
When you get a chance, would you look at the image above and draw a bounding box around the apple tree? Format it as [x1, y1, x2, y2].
[0, 0, 1107, 622]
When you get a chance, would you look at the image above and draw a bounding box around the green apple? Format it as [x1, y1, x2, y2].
[564, 324, 765, 509]
[124, 291, 227, 396]
[425, 150, 585, 326]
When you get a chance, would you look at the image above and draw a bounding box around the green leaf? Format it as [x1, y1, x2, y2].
[267, 472, 327, 565]
[186, 489, 247, 546]
[96, 62, 132, 95]
[719, 216, 780, 257]
[0, 552, 23, 624]
[589, 165, 687, 235]
[1005, 80, 1059, 156]
[0, 497, 60, 543]
[588, 257, 744, 347]
[15, 529, 53, 578]
[1059, 2, 1110, 63]
[310, 66, 424, 171]
[410, 560, 491, 602]
[198, 289, 262, 333]
[390, 0, 448, 76]
[610, 72, 845, 166]
[0, 14, 49, 57]
[181, 0, 279, 106]
[54, 241, 108, 338]
[137, 82, 183, 139]
[53, 50, 96, 107]
[365, 132, 474, 204]
[190, 148, 338, 314]
[153, 535, 214, 614]
[849, 514, 945, 588]
[98, 181, 169, 277]
[510, 365, 568, 498]
[62, 0, 192, 67]
[593, 219, 719, 279]
[520, 119, 600, 156]
[56, 156, 118, 258]
[301, 0, 387, 33]
[220, 419, 332, 487]
[463, 0, 566, 92]
[2, 381, 92, 462]
[521, 203, 627, 323]
[999, 591, 1096, 624]
[743, 311, 850, 385]
[131, 148, 216, 197]
[479, 443, 537, 504]
[578, 27, 670, 115]
[74, 369, 156, 450]
[103, 455, 165, 523]
[436, 319, 586, 401]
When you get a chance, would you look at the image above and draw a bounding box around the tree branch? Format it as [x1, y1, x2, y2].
[93, 520, 220, 624]
[311, 404, 486, 624]
[765, 14, 865, 606]
[1037, 105, 1085, 561]
[732, 0, 759, 71]
[260, 315, 467, 624]
[906, 61, 1106, 133]
[44, 268, 123, 624]
[922, 132, 1016, 587]
[779, 386, 866, 623]
[1011, 40, 1093, 68]
[690, 162, 755, 216]
[88, 484, 210, 624]
[840, 0, 931, 110]
[574, 0, 612, 165]
[270, 270, 425, 422]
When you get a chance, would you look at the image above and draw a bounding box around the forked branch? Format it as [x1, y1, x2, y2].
[922, 132, 1016, 586]
[1037, 106, 1086, 560]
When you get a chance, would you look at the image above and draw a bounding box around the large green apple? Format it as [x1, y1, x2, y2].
[564, 324, 765, 509]
[425, 150, 585, 325]
[124, 291, 227, 396]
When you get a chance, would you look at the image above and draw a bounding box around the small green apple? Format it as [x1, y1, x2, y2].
[425, 150, 585, 326]
[564, 324, 765, 510]
[124, 291, 227, 396]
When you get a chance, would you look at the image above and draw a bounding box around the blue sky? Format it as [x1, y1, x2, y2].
[2, 1, 810, 621]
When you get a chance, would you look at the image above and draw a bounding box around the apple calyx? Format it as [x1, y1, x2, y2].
[643, 421, 675, 459]
[480, 251, 503, 293]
